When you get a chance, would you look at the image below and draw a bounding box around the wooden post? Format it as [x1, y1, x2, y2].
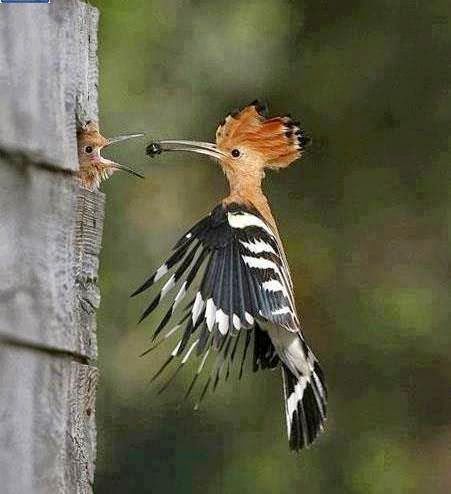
[0, 2, 101, 492]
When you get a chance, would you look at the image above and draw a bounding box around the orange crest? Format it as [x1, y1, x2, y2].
[216, 101, 309, 168]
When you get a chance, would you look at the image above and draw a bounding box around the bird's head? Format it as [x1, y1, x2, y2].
[77, 121, 144, 191]
[146, 101, 310, 183]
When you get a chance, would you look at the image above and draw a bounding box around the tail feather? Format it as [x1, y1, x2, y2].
[282, 359, 327, 451]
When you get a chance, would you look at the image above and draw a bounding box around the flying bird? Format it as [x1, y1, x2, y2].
[133, 101, 326, 451]
[76, 121, 144, 191]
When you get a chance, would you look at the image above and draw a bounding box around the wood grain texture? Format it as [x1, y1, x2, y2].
[66, 362, 99, 493]
[0, 1, 101, 492]
[74, 187, 105, 362]
[0, 0, 99, 171]
[0, 343, 98, 494]
[0, 158, 104, 361]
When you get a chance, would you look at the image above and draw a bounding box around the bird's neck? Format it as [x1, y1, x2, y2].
[222, 169, 277, 232]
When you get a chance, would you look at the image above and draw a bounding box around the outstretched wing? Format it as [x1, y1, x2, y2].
[132, 203, 295, 390]
[133, 202, 299, 329]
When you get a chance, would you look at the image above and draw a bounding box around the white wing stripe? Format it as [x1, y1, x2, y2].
[242, 255, 280, 272]
[206, 298, 216, 331]
[192, 292, 204, 324]
[227, 211, 275, 238]
[232, 313, 241, 330]
[286, 377, 308, 423]
[197, 348, 211, 373]
[155, 264, 169, 282]
[312, 371, 326, 404]
[173, 281, 187, 310]
[171, 339, 183, 356]
[239, 239, 277, 255]
[181, 339, 199, 363]
[161, 274, 176, 298]
[272, 306, 292, 315]
[216, 309, 229, 335]
[245, 312, 254, 325]
[262, 279, 288, 297]
[163, 324, 181, 339]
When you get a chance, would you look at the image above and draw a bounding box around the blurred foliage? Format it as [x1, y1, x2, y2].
[90, 0, 451, 492]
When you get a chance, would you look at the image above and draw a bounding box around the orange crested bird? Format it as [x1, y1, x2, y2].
[133, 101, 326, 451]
[77, 121, 144, 191]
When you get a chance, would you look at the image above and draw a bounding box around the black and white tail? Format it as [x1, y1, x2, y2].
[281, 356, 327, 451]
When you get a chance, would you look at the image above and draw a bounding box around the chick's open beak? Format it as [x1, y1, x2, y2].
[102, 133, 145, 178]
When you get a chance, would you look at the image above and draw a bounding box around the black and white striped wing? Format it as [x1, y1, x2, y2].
[223, 204, 299, 332]
[132, 202, 326, 448]
[132, 203, 298, 350]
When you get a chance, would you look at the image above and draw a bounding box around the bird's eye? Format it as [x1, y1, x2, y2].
[85, 146, 93, 154]
[231, 149, 240, 158]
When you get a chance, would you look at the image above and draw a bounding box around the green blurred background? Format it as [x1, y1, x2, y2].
[90, 1, 451, 492]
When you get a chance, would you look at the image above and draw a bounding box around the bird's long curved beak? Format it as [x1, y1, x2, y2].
[146, 140, 227, 160]
[102, 133, 145, 178]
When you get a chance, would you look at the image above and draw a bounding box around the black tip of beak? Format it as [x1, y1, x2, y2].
[146, 142, 163, 157]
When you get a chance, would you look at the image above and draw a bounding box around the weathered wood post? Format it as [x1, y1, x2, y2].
[0, 2, 101, 492]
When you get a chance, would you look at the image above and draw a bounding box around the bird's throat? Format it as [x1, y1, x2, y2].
[222, 169, 277, 231]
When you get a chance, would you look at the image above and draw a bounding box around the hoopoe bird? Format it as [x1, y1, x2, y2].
[133, 101, 326, 451]
[76, 121, 144, 191]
